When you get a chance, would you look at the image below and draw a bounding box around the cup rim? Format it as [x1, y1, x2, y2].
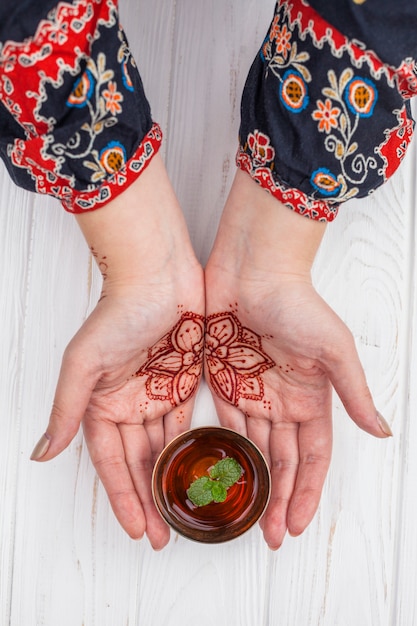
[152, 425, 271, 543]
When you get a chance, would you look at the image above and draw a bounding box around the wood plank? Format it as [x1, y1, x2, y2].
[1, 1, 416, 625]
[263, 135, 415, 623]
[119, 0, 178, 146]
[6, 196, 91, 626]
[164, 0, 274, 265]
[0, 3, 181, 624]
[0, 186, 36, 626]
[390, 99, 417, 626]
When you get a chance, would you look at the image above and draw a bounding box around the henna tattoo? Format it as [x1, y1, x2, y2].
[135, 312, 204, 406]
[205, 312, 275, 406]
[278, 364, 295, 373]
[90, 246, 109, 300]
[90, 246, 108, 280]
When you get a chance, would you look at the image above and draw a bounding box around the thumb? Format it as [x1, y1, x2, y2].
[30, 348, 97, 461]
[325, 334, 392, 438]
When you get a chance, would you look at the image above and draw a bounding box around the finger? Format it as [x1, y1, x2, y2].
[211, 395, 248, 437]
[119, 423, 170, 550]
[83, 418, 147, 541]
[143, 417, 165, 465]
[261, 422, 299, 550]
[246, 416, 272, 467]
[246, 417, 272, 535]
[325, 334, 392, 438]
[31, 347, 98, 461]
[286, 416, 332, 537]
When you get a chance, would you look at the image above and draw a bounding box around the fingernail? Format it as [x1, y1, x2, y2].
[30, 433, 51, 460]
[376, 412, 393, 437]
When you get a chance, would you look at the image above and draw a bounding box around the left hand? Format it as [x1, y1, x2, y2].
[204, 169, 391, 550]
[204, 274, 390, 549]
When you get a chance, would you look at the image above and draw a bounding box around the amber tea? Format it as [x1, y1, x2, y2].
[152, 427, 270, 543]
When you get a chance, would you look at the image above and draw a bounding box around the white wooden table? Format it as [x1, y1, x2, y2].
[1, 2, 416, 624]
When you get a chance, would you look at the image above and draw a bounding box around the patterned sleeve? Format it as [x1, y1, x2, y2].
[0, 0, 162, 213]
[238, 0, 417, 221]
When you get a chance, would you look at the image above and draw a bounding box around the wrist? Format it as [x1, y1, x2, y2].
[75, 154, 200, 290]
[207, 169, 327, 281]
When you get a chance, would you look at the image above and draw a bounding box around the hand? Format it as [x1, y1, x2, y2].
[30, 155, 205, 549]
[204, 170, 391, 550]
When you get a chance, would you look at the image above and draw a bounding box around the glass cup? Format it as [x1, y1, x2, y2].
[152, 426, 271, 543]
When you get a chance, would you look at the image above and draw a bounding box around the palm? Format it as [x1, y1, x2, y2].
[205, 275, 377, 549]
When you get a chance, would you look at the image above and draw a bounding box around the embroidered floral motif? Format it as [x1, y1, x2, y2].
[237, 0, 415, 222]
[280, 69, 309, 112]
[284, 0, 397, 86]
[247, 130, 275, 166]
[267, 20, 292, 60]
[261, 8, 311, 113]
[345, 76, 378, 118]
[67, 69, 95, 108]
[312, 98, 340, 133]
[205, 313, 275, 406]
[310, 69, 380, 200]
[136, 313, 204, 406]
[261, 13, 311, 84]
[56, 50, 128, 183]
[99, 140, 126, 173]
[310, 168, 341, 196]
[102, 80, 123, 115]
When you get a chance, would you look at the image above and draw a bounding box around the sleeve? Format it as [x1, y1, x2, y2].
[0, 0, 162, 213]
[237, 0, 417, 222]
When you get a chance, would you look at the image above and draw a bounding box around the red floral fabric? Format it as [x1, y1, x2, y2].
[0, 0, 161, 212]
[0, 0, 416, 220]
[237, 0, 416, 221]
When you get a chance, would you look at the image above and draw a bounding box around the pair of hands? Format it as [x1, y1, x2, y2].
[30, 162, 391, 550]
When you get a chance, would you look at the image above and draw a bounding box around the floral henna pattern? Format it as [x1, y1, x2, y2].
[205, 313, 275, 406]
[135, 312, 204, 406]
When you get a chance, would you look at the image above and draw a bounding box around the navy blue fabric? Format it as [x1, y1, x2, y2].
[309, 0, 417, 68]
[0, 0, 65, 42]
[236, 0, 416, 219]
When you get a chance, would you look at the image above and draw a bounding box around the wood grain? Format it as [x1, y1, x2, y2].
[0, 2, 416, 625]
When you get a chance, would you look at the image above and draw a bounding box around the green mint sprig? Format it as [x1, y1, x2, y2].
[187, 457, 243, 507]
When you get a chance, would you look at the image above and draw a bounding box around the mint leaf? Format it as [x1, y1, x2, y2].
[187, 476, 215, 507]
[209, 457, 243, 488]
[211, 481, 228, 503]
[187, 456, 244, 507]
